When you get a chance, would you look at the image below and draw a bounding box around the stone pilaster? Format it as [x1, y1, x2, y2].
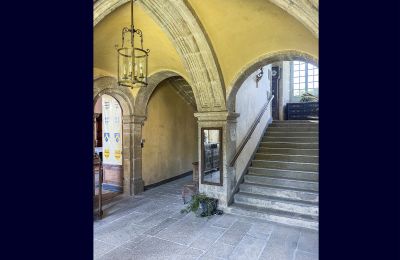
[194, 111, 239, 208]
[122, 115, 145, 195]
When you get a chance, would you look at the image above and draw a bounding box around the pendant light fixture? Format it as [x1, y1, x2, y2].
[115, 0, 149, 88]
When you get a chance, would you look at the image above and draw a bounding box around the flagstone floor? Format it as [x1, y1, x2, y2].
[94, 175, 318, 260]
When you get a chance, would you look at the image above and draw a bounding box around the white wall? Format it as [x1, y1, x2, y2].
[233, 64, 272, 184]
[280, 61, 291, 120]
[236, 64, 272, 145]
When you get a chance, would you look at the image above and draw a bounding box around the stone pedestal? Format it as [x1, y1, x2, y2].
[194, 111, 239, 209]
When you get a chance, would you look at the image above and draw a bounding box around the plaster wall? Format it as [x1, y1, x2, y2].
[236, 65, 272, 144]
[280, 61, 291, 120]
[234, 65, 272, 184]
[94, 2, 189, 84]
[142, 80, 198, 186]
[187, 0, 318, 93]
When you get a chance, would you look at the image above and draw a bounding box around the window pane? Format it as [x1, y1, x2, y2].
[314, 81, 319, 88]
[308, 82, 314, 89]
[300, 70, 305, 77]
[294, 77, 299, 83]
[308, 76, 314, 83]
[293, 83, 299, 90]
[300, 89, 306, 95]
[300, 77, 305, 83]
[300, 63, 305, 70]
[299, 83, 305, 89]
[308, 69, 314, 76]
[294, 89, 300, 96]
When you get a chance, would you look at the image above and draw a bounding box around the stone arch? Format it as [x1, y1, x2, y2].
[93, 76, 139, 195]
[226, 50, 318, 112]
[134, 70, 196, 117]
[94, 0, 226, 112]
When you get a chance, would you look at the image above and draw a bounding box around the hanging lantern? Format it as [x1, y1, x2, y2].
[116, 0, 149, 88]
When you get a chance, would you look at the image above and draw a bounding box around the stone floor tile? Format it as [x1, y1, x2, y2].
[145, 217, 178, 236]
[93, 239, 117, 259]
[268, 225, 300, 250]
[217, 221, 252, 246]
[94, 220, 148, 247]
[119, 234, 151, 250]
[155, 216, 208, 246]
[228, 234, 267, 260]
[201, 241, 235, 259]
[189, 226, 226, 251]
[258, 244, 296, 260]
[294, 250, 319, 260]
[126, 236, 189, 259]
[97, 246, 133, 260]
[211, 214, 238, 229]
[246, 222, 274, 240]
[94, 175, 319, 259]
[297, 230, 318, 254]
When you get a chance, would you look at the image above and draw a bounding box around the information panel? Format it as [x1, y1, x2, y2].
[102, 94, 122, 165]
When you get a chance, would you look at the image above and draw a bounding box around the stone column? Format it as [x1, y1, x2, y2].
[132, 115, 146, 194]
[93, 114, 100, 149]
[194, 111, 239, 209]
[122, 115, 145, 195]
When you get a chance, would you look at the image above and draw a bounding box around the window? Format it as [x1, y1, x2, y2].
[291, 61, 318, 100]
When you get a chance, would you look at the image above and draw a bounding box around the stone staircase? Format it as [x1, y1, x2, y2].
[228, 120, 319, 230]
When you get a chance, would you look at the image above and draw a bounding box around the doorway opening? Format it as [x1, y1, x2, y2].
[94, 94, 124, 206]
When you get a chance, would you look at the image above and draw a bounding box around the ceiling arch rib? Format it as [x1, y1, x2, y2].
[269, 0, 318, 38]
[94, 0, 318, 38]
[94, 0, 226, 112]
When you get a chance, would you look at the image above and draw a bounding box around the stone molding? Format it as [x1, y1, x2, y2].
[194, 111, 240, 122]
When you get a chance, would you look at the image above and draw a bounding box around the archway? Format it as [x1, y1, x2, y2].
[93, 76, 137, 196]
[224, 50, 319, 203]
[227, 50, 318, 113]
[134, 71, 199, 189]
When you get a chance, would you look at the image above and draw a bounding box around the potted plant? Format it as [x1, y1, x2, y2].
[300, 92, 318, 102]
[181, 193, 221, 217]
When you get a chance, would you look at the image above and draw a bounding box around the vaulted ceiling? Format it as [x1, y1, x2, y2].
[94, 0, 318, 112]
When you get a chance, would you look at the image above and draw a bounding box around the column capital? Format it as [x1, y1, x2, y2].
[122, 115, 147, 125]
[194, 111, 240, 122]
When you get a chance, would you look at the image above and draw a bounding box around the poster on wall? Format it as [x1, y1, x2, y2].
[102, 94, 122, 165]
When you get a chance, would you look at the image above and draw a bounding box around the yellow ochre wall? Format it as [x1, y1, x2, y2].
[94, 2, 189, 83]
[187, 0, 318, 92]
[142, 80, 198, 186]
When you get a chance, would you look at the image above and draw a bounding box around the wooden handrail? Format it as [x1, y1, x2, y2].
[229, 95, 274, 167]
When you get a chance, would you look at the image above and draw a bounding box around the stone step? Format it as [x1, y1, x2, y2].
[266, 132, 318, 138]
[234, 192, 318, 216]
[248, 167, 318, 181]
[254, 153, 318, 163]
[270, 123, 318, 128]
[268, 126, 319, 132]
[239, 182, 318, 203]
[244, 175, 318, 191]
[262, 136, 318, 143]
[251, 160, 318, 172]
[227, 203, 318, 230]
[260, 142, 318, 149]
[257, 147, 319, 156]
[272, 120, 318, 124]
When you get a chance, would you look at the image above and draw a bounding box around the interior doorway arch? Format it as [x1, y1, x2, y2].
[94, 76, 137, 195]
[227, 50, 318, 113]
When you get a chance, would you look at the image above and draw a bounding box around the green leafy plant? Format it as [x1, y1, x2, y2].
[181, 193, 218, 217]
[300, 93, 318, 102]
